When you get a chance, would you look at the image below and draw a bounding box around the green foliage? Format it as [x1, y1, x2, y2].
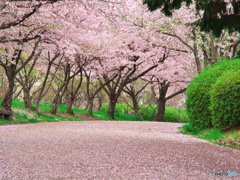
[100, 103, 189, 122]
[0, 99, 2, 108]
[186, 59, 240, 130]
[100, 104, 132, 114]
[57, 104, 68, 112]
[144, 0, 240, 38]
[182, 123, 200, 135]
[12, 99, 25, 108]
[139, 105, 157, 121]
[235, 49, 240, 59]
[182, 123, 194, 132]
[182, 124, 223, 139]
[163, 107, 179, 122]
[201, 129, 224, 140]
[99, 104, 109, 112]
[114, 112, 144, 121]
[0, 98, 188, 124]
[28, 118, 40, 123]
[14, 112, 28, 120]
[210, 70, 240, 130]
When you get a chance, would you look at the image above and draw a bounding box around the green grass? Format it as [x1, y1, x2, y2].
[179, 123, 240, 151]
[0, 99, 189, 124]
[1, 98, 239, 151]
[99, 103, 189, 122]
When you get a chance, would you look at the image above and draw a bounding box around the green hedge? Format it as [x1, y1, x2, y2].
[210, 70, 240, 130]
[186, 59, 240, 130]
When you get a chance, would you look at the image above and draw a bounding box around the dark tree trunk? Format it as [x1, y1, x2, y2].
[152, 79, 170, 122]
[66, 91, 74, 115]
[154, 98, 166, 122]
[1, 65, 16, 112]
[152, 79, 187, 122]
[1, 77, 14, 111]
[50, 97, 60, 115]
[50, 85, 69, 115]
[66, 71, 83, 115]
[131, 94, 140, 115]
[108, 97, 117, 119]
[49, 85, 64, 115]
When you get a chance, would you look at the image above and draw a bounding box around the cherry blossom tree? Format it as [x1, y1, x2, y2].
[154, 1, 240, 69]
[65, 54, 96, 115]
[83, 63, 118, 117]
[34, 51, 62, 111]
[15, 49, 42, 109]
[1, 0, 229, 122]
[0, 0, 59, 30]
[0, 28, 42, 111]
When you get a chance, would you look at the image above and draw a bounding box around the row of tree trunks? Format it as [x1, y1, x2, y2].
[35, 52, 61, 112]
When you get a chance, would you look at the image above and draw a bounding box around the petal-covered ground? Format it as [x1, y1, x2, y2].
[0, 121, 239, 179]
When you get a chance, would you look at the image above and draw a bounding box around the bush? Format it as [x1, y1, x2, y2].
[99, 104, 132, 114]
[185, 59, 240, 130]
[210, 70, 240, 130]
[100, 103, 188, 122]
[138, 105, 181, 122]
[162, 107, 179, 122]
[28, 118, 39, 123]
[139, 105, 157, 121]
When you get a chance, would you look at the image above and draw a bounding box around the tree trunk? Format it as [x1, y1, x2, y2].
[210, 30, 217, 62]
[131, 94, 140, 115]
[153, 79, 170, 122]
[49, 94, 60, 115]
[87, 99, 94, 117]
[154, 98, 166, 122]
[49, 85, 64, 115]
[192, 29, 201, 74]
[66, 92, 74, 115]
[1, 76, 14, 111]
[108, 97, 117, 119]
[97, 97, 103, 111]
[23, 89, 33, 109]
[203, 52, 209, 68]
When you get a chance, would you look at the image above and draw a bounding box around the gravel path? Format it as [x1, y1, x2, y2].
[0, 121, 239, 180]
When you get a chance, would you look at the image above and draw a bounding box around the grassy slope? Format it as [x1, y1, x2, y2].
[0, 99, 189, 123]
[178, 124, 240, 151]
[0, 99, 239, 151]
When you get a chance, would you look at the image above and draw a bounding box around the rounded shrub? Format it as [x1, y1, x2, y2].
[185, 59, 240, 130]
[210, 70, 240, 130]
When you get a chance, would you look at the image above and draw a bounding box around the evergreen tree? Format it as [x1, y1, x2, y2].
[144, 0, 240, 38]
